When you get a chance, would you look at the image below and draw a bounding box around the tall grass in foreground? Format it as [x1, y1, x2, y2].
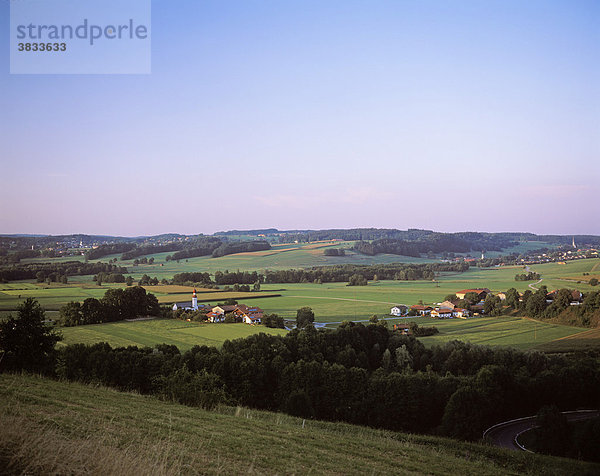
[2, 373, 599, 475]
[0, 415, 196, 475]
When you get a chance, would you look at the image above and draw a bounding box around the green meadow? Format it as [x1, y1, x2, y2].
[4, 255, 599, 352]
[58, 320, 288, 351]
[406, 316, 584, 351]
[25, 240, 437, 281]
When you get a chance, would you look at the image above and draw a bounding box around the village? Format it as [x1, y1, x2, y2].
[172, 289, 265, 324]
[389, 287, 585, 320]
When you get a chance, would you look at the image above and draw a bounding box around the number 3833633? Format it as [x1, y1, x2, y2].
[18, 43, 67, 52]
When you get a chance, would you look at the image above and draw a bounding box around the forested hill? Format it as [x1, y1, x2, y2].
[278, 229, 600, 249]
[2, 229, 600, 263]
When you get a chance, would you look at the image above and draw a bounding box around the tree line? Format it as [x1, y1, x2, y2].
[121, 243, 181, 260]
[279, 228, 516, 251]
[262, 262, 469, 284]
[443, 287, 600, 327]
[3, 300, 599, 444]
[352, 234, 513, 257]
[521, 287, 600, 328]
[165, 238, 271, 261]
[323, 248, 346, 256]
[59, 287, 161, 326]
[515, 271, 541, 281]
[86, 243, 137, 260]
[0, 261, 128, 283]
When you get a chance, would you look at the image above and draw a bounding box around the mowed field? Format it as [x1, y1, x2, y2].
[58, 320, 288, 351]
[534, 328, 600, 353]
[406, 316, 585, 351]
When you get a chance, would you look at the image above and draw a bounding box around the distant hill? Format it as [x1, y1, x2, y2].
[2, 229, 599, 262]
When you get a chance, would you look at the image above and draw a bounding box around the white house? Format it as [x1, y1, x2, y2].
[243, 314, 262, 325]
[390, 305, 408, 317]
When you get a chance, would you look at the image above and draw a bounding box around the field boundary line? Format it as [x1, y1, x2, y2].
[286, 295, 398, 305]
[547, 328, 600, 342]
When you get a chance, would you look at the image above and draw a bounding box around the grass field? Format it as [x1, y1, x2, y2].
[2, 373, 596, 475]
[4, 258, 599, 352]
[58, 320, 288, 350]
[24, 240, 438, 281]
[534, 328, 600, 353]
[411, 316, 584, 350]
[0, 282, 280, 311]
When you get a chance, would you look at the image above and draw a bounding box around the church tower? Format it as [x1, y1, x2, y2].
[572, 236, 576, 249]
[192, 288, 198, 310]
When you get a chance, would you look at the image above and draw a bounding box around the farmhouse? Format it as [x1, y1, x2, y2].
[439, 300, 456, 310]
[390, 305, 408, 317]
[470, 304, 485, 315]
[210, 304, 265, 324]
[430, 308, 453, 319]
[206, 311, 224, 323]
[452, 308, 471, 318]
[455, 288, 491, 300]
[212, 305, 238, 315]
[546, 289, 584, 306]
[410, 305, 432, 316]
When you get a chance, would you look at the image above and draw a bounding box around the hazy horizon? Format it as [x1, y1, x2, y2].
[2, 1, 599, 236]
[0, 226, 597, 239]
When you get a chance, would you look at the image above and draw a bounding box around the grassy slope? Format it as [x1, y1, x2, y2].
[1, 374, 597, 476]
[58, 320, 288, 350]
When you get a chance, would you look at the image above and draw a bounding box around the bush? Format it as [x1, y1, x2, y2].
[153, 366, 228, 409]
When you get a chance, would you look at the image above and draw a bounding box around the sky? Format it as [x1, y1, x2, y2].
[1, 0, 599, 236]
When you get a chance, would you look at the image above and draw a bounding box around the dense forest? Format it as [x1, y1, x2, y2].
[352, 234, 517, 257]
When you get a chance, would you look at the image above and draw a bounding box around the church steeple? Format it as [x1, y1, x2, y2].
[192, 288, 198, 310]
[572, 236, 576, 249]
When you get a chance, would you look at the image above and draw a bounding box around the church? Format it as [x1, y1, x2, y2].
[172, 289, 208, 312]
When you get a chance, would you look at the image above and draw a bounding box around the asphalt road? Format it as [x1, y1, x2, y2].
[485, 410, 599, 451]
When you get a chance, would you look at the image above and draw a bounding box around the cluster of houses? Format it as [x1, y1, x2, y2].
[390, 286, 586, 320]
[390, 288, 492, 320]
[172, 290, 264, 324]
[545, 289, 584, 305]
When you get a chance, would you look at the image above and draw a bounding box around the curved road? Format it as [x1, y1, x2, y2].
[484, 410, 599, 451]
